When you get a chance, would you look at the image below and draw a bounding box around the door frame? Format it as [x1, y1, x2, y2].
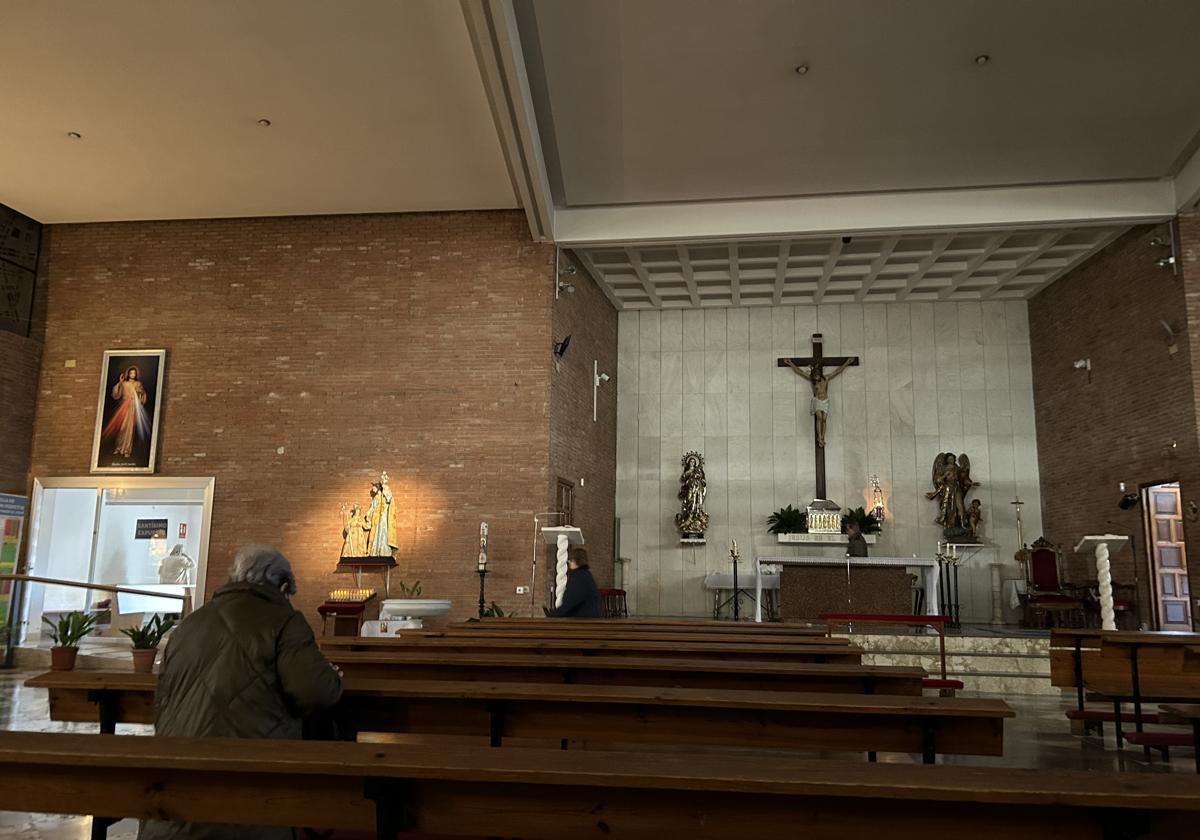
[20, 476, 216, 641]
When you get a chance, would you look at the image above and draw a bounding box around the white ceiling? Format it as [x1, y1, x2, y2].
[575, 224, 1128, 310]
[523, 0, 1200, 207]
[0, 1, 516, 223]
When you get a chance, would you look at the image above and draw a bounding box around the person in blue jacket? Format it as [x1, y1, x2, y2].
[548, 547, 602, 618]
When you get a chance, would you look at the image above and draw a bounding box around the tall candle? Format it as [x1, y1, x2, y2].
[477, 521, 489, 571]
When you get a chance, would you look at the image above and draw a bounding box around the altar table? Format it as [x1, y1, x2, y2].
[755, 556, 941, 622]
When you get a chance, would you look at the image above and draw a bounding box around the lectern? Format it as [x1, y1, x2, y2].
[541, 526, 584, 610]
[1074, 534, 1129, 631]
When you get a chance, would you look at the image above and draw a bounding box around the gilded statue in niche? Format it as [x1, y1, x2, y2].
[675, 451, 710, 542]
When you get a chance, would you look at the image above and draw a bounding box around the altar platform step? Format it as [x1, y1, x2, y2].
[840, 630, 1058, 696]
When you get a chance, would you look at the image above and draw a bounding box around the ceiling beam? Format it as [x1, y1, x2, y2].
[772, 240, 791, 305]
[572, 249, 623, 310]
[728, 243, 741, 306]
[937, 234, 1007, 300]
[814, 238, 843, 305]
[552, 181, 1174, 247]
[1024, 228, 1126, 299]
[898, 234, 954, 301]
[1175, 142, 1200, 212]
[980, 231, 1066, 300]
[854, 237, 899, 302]
[461, 0, 555, 242]
[676, 246, 701, 307]
[625, 248, 662, 308]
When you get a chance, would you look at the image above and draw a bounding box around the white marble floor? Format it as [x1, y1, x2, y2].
[0, 668, 1195, 839]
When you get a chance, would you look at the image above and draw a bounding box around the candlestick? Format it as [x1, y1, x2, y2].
[478, 521, 489, 572]
[477, 566, 488, 619]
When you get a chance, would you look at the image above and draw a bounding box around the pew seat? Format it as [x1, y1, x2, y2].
[2, 732, 1199, 840]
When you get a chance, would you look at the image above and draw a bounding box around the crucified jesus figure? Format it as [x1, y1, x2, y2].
[785, 359, 854, 448]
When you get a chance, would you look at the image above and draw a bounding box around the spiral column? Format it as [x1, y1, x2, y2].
[1095, 542, 1117, 631]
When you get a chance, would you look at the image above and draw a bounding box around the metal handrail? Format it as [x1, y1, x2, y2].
[2, 573, 190, 670]
[0, 574, 187, 602]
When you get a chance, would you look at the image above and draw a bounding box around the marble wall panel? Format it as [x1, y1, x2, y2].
[616, 301, 1041, 620]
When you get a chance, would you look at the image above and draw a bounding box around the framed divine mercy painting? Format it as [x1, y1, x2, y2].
[90, 349, 166, 473]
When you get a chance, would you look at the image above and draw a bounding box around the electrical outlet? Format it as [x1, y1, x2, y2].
[516, 585, 529, 595]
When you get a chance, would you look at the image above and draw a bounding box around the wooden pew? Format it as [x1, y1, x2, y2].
[26, 671, 1011, 763]
[28, 660, 929, 735]
[317, 652, 920, 692]
[459, 617, 826, 635]
[413, 627, 833, 644]
[319, 636, 863, 664]
[1157, 704, 1200, 772]
[5, 732, 1200, 839]
[1051, 630, 1200, 740]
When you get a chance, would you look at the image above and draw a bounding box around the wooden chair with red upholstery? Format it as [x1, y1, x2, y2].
[599, 588, 628, 618]
[1024, 538, 1085, 628]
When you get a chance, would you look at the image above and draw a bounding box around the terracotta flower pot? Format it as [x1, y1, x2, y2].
[50, 646, 79, 671]
[131, 647, 158, 674]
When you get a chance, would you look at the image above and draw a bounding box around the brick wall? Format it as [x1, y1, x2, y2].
[548, 253, 618, 592]
[1030, 220, 1200, 626]
[26, 211, 585, 623]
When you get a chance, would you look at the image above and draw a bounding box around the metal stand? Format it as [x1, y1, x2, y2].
[937, 557, 962, 629]
[477, 568, 488, 619]
[730, 545, 741, 622]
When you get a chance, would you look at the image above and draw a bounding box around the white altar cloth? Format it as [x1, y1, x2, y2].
[753, 556, 941, 621]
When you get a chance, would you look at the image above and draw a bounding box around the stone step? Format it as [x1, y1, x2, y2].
[864, 651, 1050, 676]
[843, 632, 1049, 656]
[845, 631, 1057, 696]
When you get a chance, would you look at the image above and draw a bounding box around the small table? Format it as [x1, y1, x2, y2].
[317, 600, 371, 636]
[703, 573, 778, 621]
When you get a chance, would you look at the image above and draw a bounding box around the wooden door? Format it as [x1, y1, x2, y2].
[555, 479, 575, 527]
[1146, 483, 1192, 631]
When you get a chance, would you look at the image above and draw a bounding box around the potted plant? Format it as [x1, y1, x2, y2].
[121, 614, 176, 674]
[767, 505, 807, 542]
[43, 612, 100, 671]
[841, 506, 883, 535]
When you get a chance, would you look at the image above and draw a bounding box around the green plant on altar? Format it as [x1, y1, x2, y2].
[841, 506, 882, 534]
[42, 612, 99, 648]
[121, 614, 176, 649]
[395, 580, 422, 598]
[482, 601, 506, 618]
[766, 505, 808, 534]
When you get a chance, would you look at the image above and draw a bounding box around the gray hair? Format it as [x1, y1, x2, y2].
[229, 544, 296, 595]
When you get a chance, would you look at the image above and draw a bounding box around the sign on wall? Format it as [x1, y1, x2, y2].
[135, 519, 169, 540]
[0, 493, 28, 630]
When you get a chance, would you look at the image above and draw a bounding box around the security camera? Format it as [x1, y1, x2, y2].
[598, 373, 610, 383]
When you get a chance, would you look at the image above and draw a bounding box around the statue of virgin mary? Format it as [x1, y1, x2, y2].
[364, 471, 399, 557]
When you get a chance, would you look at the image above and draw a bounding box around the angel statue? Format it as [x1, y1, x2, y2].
[926, 453, 982, 541]
[675, 451, 710, 541]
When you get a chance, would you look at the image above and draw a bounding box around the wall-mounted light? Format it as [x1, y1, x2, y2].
[593, 360, 610, 422]
[553, 335, 571, 372]
[555, 247, 577, 299]
[1073, 357, 1092, 384]
[1151, 226, 1179, 276]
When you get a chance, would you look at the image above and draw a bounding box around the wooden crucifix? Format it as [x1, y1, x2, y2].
[778, 333, 859, 501]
